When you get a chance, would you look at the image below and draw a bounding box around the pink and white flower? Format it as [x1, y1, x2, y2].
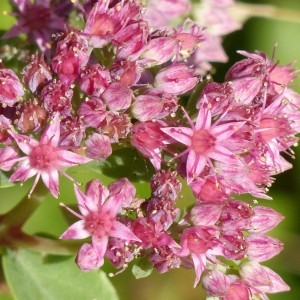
[8, 113, 91, 198]
[60, 178, 141, 271]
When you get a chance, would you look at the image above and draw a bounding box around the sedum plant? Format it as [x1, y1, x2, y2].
[0, 0, 300, 299]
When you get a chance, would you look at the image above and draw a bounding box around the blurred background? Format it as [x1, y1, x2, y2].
[1, 0, 300, 299]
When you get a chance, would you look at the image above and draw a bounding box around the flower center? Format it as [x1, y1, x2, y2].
[24, 5, 51, 30]
[191, 129, 215, 155]
[84, 211, 114, 239]
[29, 144, 58, 170]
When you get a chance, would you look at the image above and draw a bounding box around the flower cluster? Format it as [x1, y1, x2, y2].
[1, 0, 299, 299]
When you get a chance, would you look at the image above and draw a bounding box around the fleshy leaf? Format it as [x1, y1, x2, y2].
[2, 248, 119, 300]
[0, 171, 15, 188]
[132, 257, 153, 279]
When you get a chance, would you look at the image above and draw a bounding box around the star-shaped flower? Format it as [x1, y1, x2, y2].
[161, 102, 244, 182]
[60, 179, 141, 271]
[8, 113, 91, 198]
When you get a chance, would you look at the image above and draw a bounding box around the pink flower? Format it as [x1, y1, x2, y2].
[84, 0, 141, 48]
[85, 133, 112, 161]
[101, 82, 133, 111]
[144, 0, 191, 29]
[161, 103, 243, 182]
[22, 53, 52, 93]
[176, 225, 220, 287]
[154, 63, 199, 96]
[60, 179, 141, 271]
[0, 68, 24, 107]
[131, 120, 171, 170]
[3, 0, 71, 51]
[8, 113, 91, 198]
[203, 270, 250, 299]
[240, 261, 290, 296]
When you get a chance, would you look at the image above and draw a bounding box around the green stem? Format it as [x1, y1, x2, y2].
[233, 2, 300, 24]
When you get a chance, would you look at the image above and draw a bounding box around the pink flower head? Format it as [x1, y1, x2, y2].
[144, 0, 191, 29]
[154, 63, 199, 96]
[22, 53, 52, 93]
[101, 82, 133, 111]
[141, 37, 178, 66]
[173, 19, 204, 59]
[161, 102, 244, 182]
[85, 132, 112, 161]
[113, 21, 148, 61]
[8, 113, 91, 198]
[84, 0, 141, 48]
[52, 30, 89, 86]
[60, 178, 141, 271]
[0, 68, 24, 107]
[226, 50, 297, 101]
[203, 270, 250, 299]
[240, 261, 290, 296]
[3, 0, 71, 51]
[176, 225, 220, 287]
[132, 89, 178, 121]
[79, 64, 111, 97]
[130, 120, 171, 170]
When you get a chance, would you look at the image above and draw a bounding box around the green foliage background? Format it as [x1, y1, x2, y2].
[1, 0, 300, 299]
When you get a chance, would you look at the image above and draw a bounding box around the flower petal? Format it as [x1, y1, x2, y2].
[40, 113, 60, 146]
[111, 221, 141, 242]
[92, 235, 109, 263]
[74, 184, 97, 216]
[161, 127, 193, 146]
[57, 150, 92, 167]
[60, 220, 90, 239]
[8, 130, 38, 154]
[41, 169, 59, 198]
[9, 159, 38, 182]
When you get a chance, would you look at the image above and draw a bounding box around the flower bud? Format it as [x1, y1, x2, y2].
[154, 64, 198, 95]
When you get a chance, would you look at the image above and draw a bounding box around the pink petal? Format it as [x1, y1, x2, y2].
[249, 206, 284, 233]
[212, 122, 245, 141]
[41, 169, 59, 198]
[40, 113, 60, 146]
[74, 185, 98, 216]
[195, 104, 211, 130]
[102, 196, 123, 218]
[257, 266, 290, 293]
[57, 150, 92, 166]
[161, 127, 193, 146]
[186, 150, 206, 181]
[9, 159, 38, 182]
[111, 221, 141, 242]
[209, 145, 236, 163]
[85, 133, 112, 161]
[0, 147, 19, 171]
[85, 179, 110, 207]
[8, 130, 38, 155]
[191, 253, 206, 287]
[60, 220, 90, 239]
[92, 235, 109, 262]
[246, 234, 283, 262]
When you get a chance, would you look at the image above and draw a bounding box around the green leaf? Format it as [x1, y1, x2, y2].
[132, 257, 153, 279]
[0, 171, 15, 188]
[2, 249, 119, 300]
[86, 147, 154, 182]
